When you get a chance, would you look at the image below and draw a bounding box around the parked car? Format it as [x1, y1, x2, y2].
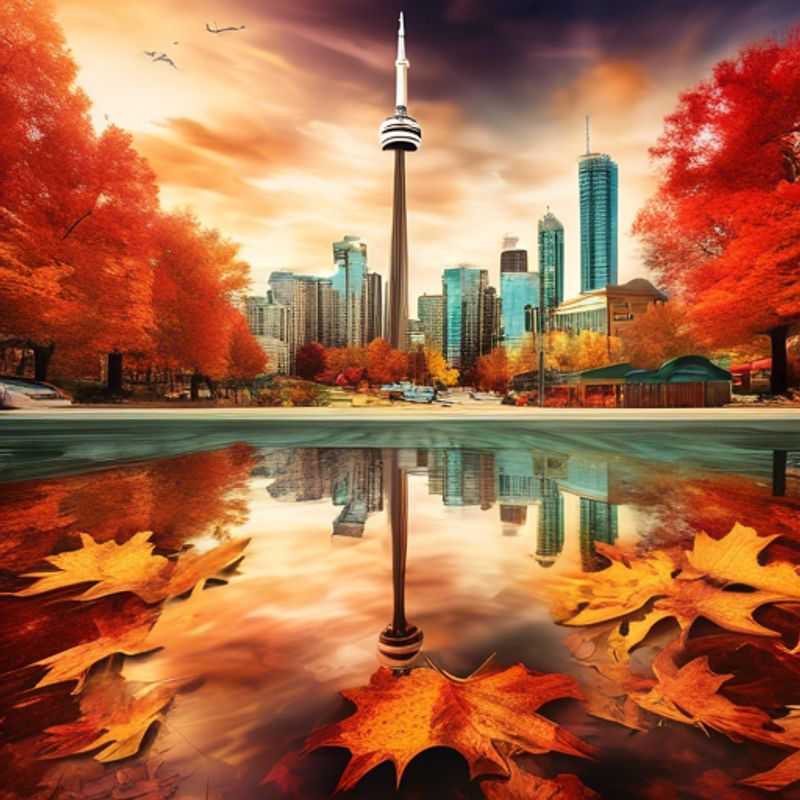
[0, 377, 72, 409]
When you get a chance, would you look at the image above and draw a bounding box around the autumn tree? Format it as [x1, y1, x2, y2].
[317, 346, 368, 385]
[619, 302, 707, 369]
[425, 348, 459, 387]
[635, 30, 800, 394]
[152, 212, 251, 399]
[226, 312, 267, 382]
[475, 347, 510, 393]
[295, 342, 326, 381]
[366, 338, 408, 385]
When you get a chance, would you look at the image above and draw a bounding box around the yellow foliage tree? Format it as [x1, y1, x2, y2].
[425, 348, 459, 387]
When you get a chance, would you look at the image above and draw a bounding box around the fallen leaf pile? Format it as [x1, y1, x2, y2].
[549, 523, 800, 792]
[264, 661, 598, 797]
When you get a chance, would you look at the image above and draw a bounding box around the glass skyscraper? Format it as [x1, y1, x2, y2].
[579, 153, 618, 293]
[332, 235, 368, 346]
[538, 211, 564, 308]
[500, 271, 539, 351]
[442, 266, 487, 371]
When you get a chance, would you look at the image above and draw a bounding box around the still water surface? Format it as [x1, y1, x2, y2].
[2, 418, 800, 798]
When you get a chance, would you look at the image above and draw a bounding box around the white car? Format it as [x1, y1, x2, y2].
[0, 377, 71, 409]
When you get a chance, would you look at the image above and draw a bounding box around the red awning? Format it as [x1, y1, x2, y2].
[730, 358, 771, 374]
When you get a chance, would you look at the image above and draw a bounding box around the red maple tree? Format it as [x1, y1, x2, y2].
[635, 30, 800, 393]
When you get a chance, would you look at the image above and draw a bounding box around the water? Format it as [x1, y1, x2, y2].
[1, 416, 800, 798]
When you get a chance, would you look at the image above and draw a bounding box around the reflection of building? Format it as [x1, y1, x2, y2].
[418, 293, 444, 352]
[263, 448, 384, 537]
[579, 149, 618, 292]
[535, 479, 564, 566]
[579, 498, 619, 570]
[538, 211, 564, 309]
[553, 278, 667, 337]
[428, 449, 496, 508]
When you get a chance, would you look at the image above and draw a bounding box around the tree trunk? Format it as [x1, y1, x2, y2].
[206, 377, 217, 399]
[107, 351, 123, 394]
[190, 372, 202, 401]
[769, 325, 789, 396]
[34, 344, 54, 382]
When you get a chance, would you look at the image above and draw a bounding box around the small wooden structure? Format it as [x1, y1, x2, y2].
[561, 362, 633, 407]
[623, 356, 732, 408]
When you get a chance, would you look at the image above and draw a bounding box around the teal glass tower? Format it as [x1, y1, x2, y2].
[579, 146, 618, 293]
[538, 211, 564, 308]
[500, 271, 538, 350]
[332, 235, 367, 346]
[442, 266, 486, 370]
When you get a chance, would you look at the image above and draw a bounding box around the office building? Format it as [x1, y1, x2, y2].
[442, 266, 488, 371]
[538, 211, 564, 308]
[500, 271, 538, 351]
[579, 149, 618, 292]
[332, 235, 368, 347]
[365, 272, 383, 343]
[417, 293, 443, 352]
[553, 278, 666, 337]
[500, 235, 528, 274]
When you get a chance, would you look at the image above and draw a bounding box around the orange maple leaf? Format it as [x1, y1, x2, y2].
[266, 663, 595, 794]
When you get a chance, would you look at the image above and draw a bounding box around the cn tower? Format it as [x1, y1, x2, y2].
[380, 12, 421, 351]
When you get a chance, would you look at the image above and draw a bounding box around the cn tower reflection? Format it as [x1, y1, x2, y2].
[377, 450, 424, 672]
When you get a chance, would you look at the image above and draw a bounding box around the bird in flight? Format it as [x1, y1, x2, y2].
[153, 52, 178, 69]
[206, 23, 246, 34]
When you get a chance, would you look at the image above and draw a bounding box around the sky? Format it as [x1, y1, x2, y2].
[53, 0, 800, 307]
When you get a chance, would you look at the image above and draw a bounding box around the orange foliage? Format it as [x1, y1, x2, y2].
[0, 2, 256, 390]
[635, 30, 800, 392]
[227, 312, 267, 381]
[620, 302, 707, 369]
[366, 338, 408, 385]
[476, 347, 511, 392]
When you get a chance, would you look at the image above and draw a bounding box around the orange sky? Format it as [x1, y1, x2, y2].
[52, 0, 800, 306]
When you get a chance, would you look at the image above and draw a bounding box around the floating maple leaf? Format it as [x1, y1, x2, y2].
[480, 758, 599, 799]
[684, 523, 800, 598]
[12, 532, 249, 604]
[264, 663, 595, 794]
[40, 670, 178, 762]
[555, 526, 798, 662]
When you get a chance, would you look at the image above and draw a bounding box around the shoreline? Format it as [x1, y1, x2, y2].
[3, 405, 800, 422]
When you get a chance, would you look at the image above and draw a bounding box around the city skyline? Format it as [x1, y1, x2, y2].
[50, 1, 800, 307]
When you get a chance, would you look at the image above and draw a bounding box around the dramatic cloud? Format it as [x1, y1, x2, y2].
[53, 0, 800, 302]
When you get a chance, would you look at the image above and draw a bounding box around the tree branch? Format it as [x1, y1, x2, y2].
[62, 207, 93, 240]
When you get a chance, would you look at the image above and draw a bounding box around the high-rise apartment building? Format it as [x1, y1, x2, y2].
[332, 235, 368, 347]
[500, 235, 528, 274]
[442, 265, 489, 371]
[417, 293, 443, 352]
[481, 285, 501, 354]
[244, 293, 293, 374]
[538, 211, 564, 308]
[579, 151, 618, 292]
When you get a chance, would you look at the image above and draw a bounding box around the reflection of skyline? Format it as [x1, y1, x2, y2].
[256, 446, 622, 570]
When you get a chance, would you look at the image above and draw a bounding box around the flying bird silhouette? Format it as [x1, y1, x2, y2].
[153, 52, 178, 69]
[206, 23, 246, 34]
[144, 50, 158, 58]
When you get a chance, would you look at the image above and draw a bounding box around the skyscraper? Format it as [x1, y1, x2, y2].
[417, 293, 443, 352]
[442, 266, 488, 371]
[332, 235, 368, 347]
[538, 211, 564, 308]
[500, 235, 528, 274]
[365, 272, 383, 344]
[381, 13, 421, 350]
[579, 121, 618, 292]
[500, 271, 538, 351]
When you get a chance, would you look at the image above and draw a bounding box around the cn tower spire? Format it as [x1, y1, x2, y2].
[395, 12, 409, 110]
[380, 12, 421, 351]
